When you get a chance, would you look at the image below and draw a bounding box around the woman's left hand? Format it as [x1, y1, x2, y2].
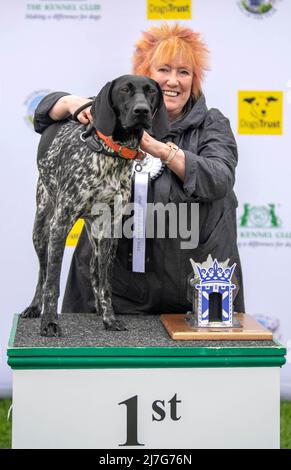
[141, 131, 186, 181]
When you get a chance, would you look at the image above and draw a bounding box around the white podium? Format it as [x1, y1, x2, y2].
[8, 314, 286, 449]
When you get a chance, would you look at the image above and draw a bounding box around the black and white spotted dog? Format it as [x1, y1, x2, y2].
[21, 75, 168, 336]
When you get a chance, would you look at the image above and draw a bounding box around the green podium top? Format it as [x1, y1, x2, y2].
[7, 314, 286, 369]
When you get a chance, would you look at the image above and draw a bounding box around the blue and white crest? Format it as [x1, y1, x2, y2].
[190, 256, 236, 327]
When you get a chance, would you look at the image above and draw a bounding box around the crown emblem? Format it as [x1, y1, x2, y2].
[196, 259, 236, 285]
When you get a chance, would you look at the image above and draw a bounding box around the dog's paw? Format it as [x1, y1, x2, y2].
[20, 306, 41, 318]
[40, 320, 62, 337]
[104, 318, 127, 331]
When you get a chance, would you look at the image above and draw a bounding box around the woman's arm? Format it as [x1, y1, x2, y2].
[49, 95, 93, 124]
[140, 111, 237, 200]
[34, 92, 93, 134]
[182, 114, 238, 201]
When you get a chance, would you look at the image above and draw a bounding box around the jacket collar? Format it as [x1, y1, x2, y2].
[166, 94, 207, 138]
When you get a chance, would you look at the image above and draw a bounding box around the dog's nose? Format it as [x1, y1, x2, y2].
[133, 106, 150, 117]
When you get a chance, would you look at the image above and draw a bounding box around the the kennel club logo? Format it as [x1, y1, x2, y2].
[24, 89, 50, 130]
[239, 203, 281, 228]
[238, 91, 283, 134]
[238, 0, 279, 18]
[238, 203, 291, 249]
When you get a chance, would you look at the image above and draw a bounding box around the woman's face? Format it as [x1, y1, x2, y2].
[150, 57, 194, 122]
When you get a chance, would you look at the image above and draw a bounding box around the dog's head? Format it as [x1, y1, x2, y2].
[91, 75, 169, 140]
[243, 96, 278, 119]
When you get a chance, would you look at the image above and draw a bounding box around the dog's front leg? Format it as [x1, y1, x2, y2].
[98, 236, 127, 331]
[86, 215, 126, 331]
[40, 209, 75, 337]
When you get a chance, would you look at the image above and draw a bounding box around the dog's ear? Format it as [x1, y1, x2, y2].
[267, 96, 278, 102]
[91, 81, 116, 136]
[244, 97, 255, 104]
[150, 83, 169, 140]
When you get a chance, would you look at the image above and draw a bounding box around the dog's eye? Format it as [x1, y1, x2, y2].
[121, 87, 129, 93]
[148, 88, 157, 94]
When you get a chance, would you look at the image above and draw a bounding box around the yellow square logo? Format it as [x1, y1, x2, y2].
[66, 218, 84, 247]
[238, 91, 283, 135]
[147, 0, 191, 20]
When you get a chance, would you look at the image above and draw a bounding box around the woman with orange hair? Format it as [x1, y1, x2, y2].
[34, 23, 245, 316]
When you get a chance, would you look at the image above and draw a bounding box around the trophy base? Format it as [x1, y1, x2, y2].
[186, 314, 242, 329]
[160, 313, 273, 341]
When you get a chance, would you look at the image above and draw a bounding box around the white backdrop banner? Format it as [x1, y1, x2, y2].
[0, 0, 290, 397]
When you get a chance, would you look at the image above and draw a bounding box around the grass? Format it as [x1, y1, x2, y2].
[281, 401, 291, 449]
[0, 398, 290, 449]
[0, 399, 12, 449]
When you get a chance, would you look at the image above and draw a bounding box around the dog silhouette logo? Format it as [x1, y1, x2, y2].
[238, 91, 283, 134]
[243, 96, 278, 119]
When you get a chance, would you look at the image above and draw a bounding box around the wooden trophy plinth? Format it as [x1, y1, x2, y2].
[160, 313, 273, 341]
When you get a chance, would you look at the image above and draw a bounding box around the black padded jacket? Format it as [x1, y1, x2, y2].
[34, 92, 245, 314]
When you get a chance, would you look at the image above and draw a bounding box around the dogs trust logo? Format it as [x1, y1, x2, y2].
[66, 218, 85, 247]
[238, 91, 283, 134]
[238, 0, 279, 18]
[147, 0, 191, 20]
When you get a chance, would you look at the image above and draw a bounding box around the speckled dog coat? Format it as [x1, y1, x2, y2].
[21, 75, 168, 336]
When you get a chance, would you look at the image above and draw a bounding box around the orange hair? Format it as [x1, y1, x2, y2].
[132, 23, 210, 99]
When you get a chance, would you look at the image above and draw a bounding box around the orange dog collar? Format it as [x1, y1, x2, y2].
[96, 130, 146, 160]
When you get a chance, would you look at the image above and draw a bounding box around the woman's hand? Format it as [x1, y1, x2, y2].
[140, 131, 186, 181]
[140, 131, 169, 158]
[49, 95, 93, 124]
